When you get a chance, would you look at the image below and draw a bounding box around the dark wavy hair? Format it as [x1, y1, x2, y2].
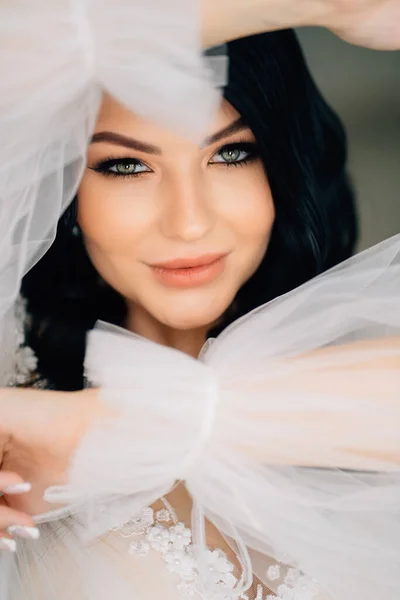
[22, 29, 357, 390]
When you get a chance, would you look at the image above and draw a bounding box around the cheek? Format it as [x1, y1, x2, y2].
[236, 189, 275, 242]
[215, 166, 275, 250]
[77, 173, 152, 254]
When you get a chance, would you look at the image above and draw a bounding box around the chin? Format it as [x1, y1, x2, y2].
[158, 297, 232, 331]
[162, 311, 221, 331]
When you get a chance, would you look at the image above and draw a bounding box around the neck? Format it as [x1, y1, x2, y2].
[125, 303, 208, 359]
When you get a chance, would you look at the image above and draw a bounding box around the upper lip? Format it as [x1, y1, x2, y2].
[150, 253, 227, 270]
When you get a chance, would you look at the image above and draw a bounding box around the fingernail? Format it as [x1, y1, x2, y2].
[0, 538, 17, 552]
[3, 482, 32, 495]
[7, 525, 40, 540]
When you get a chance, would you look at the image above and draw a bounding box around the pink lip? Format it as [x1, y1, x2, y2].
[150, 253, 228, 288]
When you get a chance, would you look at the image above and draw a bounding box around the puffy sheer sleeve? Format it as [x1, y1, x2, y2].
[44, 234, 400, 600]
[0, 0, 222, 385]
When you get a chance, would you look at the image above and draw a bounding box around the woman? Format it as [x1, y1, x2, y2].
[0, 5, 399, 600]
[21, 31, 356, 390]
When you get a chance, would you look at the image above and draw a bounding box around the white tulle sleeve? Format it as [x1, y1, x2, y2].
[0, 0, 222, 385]
[44, 234, 400, 600]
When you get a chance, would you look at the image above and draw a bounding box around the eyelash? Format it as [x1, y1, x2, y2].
[89, 142, 260, 179]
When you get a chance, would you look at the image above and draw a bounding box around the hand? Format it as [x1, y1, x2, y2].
[201, 0, 400, 50]
[0, 388, 102, 518]
[323, 0, 400, 50]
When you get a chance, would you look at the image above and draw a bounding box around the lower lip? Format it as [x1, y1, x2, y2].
[151, 256, 226, 288]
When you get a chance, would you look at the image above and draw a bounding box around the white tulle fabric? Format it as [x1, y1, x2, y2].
[27, 234, 398, 600]
[0, 0, 222, 385]
[1, 2, 400, 599]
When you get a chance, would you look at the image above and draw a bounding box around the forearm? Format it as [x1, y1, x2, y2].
[224, 337, 400, 471]
[200, 0, 400, 51]
[200, 0, 334, 47]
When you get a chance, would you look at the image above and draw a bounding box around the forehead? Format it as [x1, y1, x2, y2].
[94, 93, 242, 147]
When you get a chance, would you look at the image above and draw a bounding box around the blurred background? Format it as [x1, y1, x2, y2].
[296, 28, 400, 250]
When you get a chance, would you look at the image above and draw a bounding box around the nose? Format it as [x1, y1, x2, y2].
[160, 171, 214, 242]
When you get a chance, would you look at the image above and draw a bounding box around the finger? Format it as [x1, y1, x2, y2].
[0, 471, 31, 494]
[0, 535, 17, 552]
[0, 505, 35, 530]
[0, 503, 40, 541]
[0, 502, 37, 551]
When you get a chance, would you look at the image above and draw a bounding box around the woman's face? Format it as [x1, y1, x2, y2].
[78, 95, 275, 330]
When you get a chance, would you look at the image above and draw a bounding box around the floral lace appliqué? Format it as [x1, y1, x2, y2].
[111, 500, 322, 600]
[265, 566, 321, 600]
[6, 296, 38, 387]
[112, 499, 249, 600]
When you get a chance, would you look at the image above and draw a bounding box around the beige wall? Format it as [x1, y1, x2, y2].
[296, 28, 400, 250]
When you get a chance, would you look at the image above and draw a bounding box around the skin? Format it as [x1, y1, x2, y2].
[79, 94, 275, 358]
[201, 0, 400, 50]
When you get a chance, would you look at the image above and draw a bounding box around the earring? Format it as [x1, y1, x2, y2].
[72, 224, 81, 237]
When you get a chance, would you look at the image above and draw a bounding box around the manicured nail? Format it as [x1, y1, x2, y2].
[0, 538, 17, 552]
[7, 525, 40, 540]
[3, 482, 31, 495]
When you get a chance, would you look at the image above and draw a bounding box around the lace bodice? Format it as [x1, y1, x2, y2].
[108, 499, 323, 600]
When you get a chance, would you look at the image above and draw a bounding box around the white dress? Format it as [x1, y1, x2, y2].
[7, 496, 328, 600]
[1, 233, 399, 600]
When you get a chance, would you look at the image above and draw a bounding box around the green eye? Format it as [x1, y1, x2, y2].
[210, 143, 258, 166]
[220, 148, 241, 163]
[91, 158, 152, 177]
[114, 162, 138, 174]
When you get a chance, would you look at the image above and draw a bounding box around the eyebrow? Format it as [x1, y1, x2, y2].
[90, 117, 250, 154]
[90, 131, 162, 155]
[202, 117, 249, 146]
